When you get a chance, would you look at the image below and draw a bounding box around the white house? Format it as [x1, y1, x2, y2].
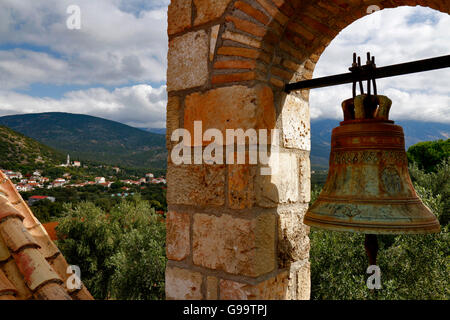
[95, 177, 106, 184]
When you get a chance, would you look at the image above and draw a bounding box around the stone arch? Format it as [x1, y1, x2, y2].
[165, 0, 449, 300]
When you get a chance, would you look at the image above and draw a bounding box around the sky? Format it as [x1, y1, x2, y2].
[0, 0, 448, 129]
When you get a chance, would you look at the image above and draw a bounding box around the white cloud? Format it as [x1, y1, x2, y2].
[0, 0, 168, 88]
[0, 3, 448, 128]
[0, 84, 167, 128]
[310, 6, 450, 124]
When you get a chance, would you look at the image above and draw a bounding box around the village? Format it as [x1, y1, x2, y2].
[1, 154, 166, 193]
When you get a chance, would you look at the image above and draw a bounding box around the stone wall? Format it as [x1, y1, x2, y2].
[165, 0, 449, 300]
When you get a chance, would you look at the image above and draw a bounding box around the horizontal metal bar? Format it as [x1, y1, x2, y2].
[284, 55, 450, 92]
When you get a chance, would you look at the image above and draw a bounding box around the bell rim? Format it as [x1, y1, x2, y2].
[305, 198, 441, 235]
[303, 215, 441, 235]
[314, 196, 424, 205]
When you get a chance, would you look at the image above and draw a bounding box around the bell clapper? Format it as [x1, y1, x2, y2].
[365, 234, 379, 298]
[364, 234, 379, 266]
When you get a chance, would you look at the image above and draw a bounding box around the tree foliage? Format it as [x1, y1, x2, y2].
[55, 196, 166, 300]
[406, 139, 449, 173]
[409, 159, 449, 225]
[23, 183, 167, 222]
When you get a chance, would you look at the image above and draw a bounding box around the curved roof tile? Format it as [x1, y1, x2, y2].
[0, 171, 93, 300]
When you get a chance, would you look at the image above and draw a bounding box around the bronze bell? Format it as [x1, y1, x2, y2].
[304, 94, 441, 235]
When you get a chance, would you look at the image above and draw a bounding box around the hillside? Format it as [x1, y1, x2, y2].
[0, 125, 64, 170]
[0, 112, 447, 171]
[0, 113, 167, 169]
[311, 119, 450, 169]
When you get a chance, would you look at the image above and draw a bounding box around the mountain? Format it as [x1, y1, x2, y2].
[0, 113, 167, 169]
[0, 112, 447, 171]
[0, 125, 64, 170]
[310, 119, 340, 169]
[311, 119, 450, 169]
[145, 128, 166, 135]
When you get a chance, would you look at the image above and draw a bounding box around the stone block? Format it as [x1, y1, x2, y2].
[165, 266, 203, 300]
[234, 1, 270, 24]
[225, 16, 266, 37]
[212, 71, 257, 84]
[305, 59, 315, 71]
[228, 163, 257, 209]
[272, 0, 295, 16]
[296, 262, 311, 300]
[222, 31, 261, 48]
[167, 30, 209, 91]
[277, 205, 310, 268]
[166, 211, 190, 261]
[282, 94, 310, 151]
[206, 276, 218, 300]
[256, 152, 299, 207]
[168, 0, 191, 35]
[270, 77, 284, 88]
[166, 163, 225, 206]
[194, 0, 232, 26]
[219, 271, 289, 299]
[184, 85, 275, 146]
[210, 25, 220, 61]
[271, 66, 292, 80]
[299, 14, 336, 38]
[166, 96, 180, 149]
[298, 151, 311, 202]
[286, 21, 315, 41]
[192, 213, 275, 277]
[279, 40, 304, 61]
[255, 0, 289, 25]
[217, 46, 260, 60]
[282, 59, 302, 72]
[214, 60, 257, 70]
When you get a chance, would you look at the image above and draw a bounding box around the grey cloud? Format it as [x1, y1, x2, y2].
[121, 55, 144, 77]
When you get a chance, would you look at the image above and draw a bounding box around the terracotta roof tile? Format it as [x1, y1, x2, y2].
[70, 285, 93, 300]
[0, 236, 10, 262]
[48, 253, 93, 298]
[0, 180, 21, 203]
[0, 196, 24, 222]
[0, 171, 93, 300]
[48, 253, 71, 284]
[1, 259, 33, 300]
[0, 217, 40, 252]
[28, 223, 60, 259]
[13, 247, 62, 291]
[12, 200, 40, 229]
[0, 269, 17, 296]
[34, 282, 71, 300]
